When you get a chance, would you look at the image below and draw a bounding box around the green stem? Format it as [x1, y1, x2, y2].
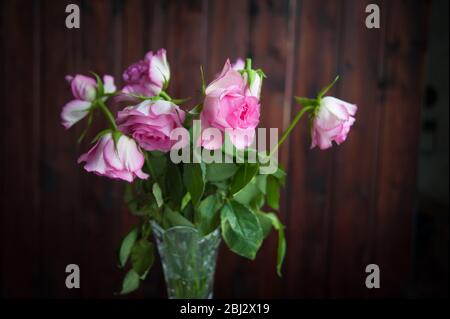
[245, 58, 252, 70]
[97, 99, 117, 131]
[159, 91, 172, 101]
[269, 105, 315, 158]
[143, 152, 156, 177]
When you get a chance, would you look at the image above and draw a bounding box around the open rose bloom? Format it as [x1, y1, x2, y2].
[201, 60, 262, 149]
[117, 99, 186, 152]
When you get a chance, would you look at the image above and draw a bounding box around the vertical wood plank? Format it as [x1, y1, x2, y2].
[0, 0, 39, 298]
[169, 0, 208, 106]
[327, 0, 385, 298]
[0, 0, 6, 299]
[373, 0, 429, 297]
[39, 0, 85, 298]
[285, 0, 343, 298]
[206, 0, 250, 78]
[75, 0, 123, 298]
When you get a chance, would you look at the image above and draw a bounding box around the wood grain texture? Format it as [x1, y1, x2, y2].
[372, 0, 430, 297]
[285, 0, 344, 298]
[0, 0, 430, 298]
[327, 0, 385, 298]
[1, 0, 39, 298]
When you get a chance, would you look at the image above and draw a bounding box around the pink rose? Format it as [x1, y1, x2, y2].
[78, 133, 148, 182]
[231, 58, 245, 71]
[201, 60, 261, 150]
[122, 49, 170, 97]
[230, 58, 263, 99]
[61, 74, 116, 129]
[117, 99, 186, 152]
[311, 96, 357, 150]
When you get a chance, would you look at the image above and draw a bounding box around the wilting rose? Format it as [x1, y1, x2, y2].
[311, 96, 357, 150]
[122, 49, 170, 97]
[117, 99, 186, 152]
[201, 60, 261, 149]
[61, 74, 116, 129]
[78, 133, 148, 182]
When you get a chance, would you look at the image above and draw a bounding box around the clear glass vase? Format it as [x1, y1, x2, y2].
[151, 221, 221, 299]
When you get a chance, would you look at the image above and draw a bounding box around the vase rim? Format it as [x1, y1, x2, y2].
[149, 220, 220, 242]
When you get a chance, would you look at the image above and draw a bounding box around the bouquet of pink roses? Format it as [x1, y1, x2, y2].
[61, 49, 356, 298]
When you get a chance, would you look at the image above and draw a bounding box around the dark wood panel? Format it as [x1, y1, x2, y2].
[327, 0, 385, 298]
[285, 0, 344, 298]
[0, 0, 431, 298]
[0, 0, 39, 298]
[165, 0, 208, 107]
[373, 0, 430, 297]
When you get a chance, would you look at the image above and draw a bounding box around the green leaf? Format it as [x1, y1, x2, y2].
[183, 163, 205, 207]
[206, 163, 238, 182]
[166, 163, 183, 210]
[124, 183, 155, 216]
[164, 207, 195, 228]
[197, 194, 223, 235]
[265, 213, 286, 277]
[118, 227, 139, 268]
[141, 220, 152, 239]
[220, 200, 263, 260]
[317, 75, 340, 100]
[233, 180, 260, 206]
[273, 167, 287, 186]
[147, 154, 167, 179]
[131, 239, 155, 276]
[180, 193, 191, 211]
[230, 163, 259, 195]
[119, 269, 140, 295]
[255, 211, 273, 239]
[181, 201, 195, 222]
[152, 182, 164, 208]
[266, 175, 281, 210]
[255, 175, 267, 194]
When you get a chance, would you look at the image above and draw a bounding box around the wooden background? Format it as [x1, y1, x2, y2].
[0, 0, 430, 298]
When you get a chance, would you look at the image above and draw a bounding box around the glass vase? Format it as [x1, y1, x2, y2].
[151, 221, 221, 299]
